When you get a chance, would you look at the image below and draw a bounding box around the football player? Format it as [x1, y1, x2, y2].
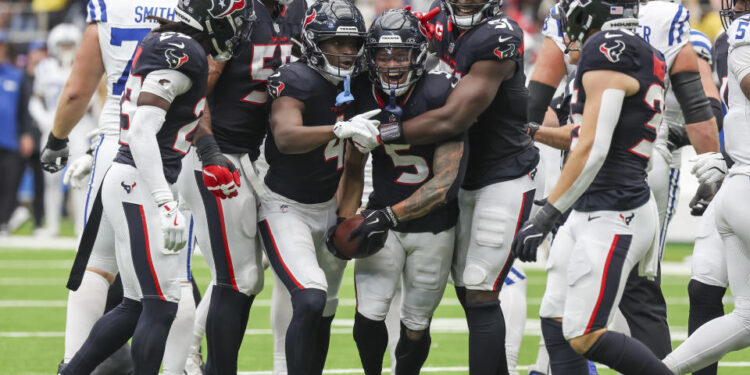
[661, 0, 750, 372]
[40, 1, 204, 374]
[59, 1, 251, 373]
[258, 1, 380, 373]
[350, 0, 538, 371]
[527, 0, 724, 361]
[511, 0, 674, 373]
[31, 23, 92, 238]
[332, 9, 467, 374]
[683, 13, 733, 375]
[175, 0, 305, 371]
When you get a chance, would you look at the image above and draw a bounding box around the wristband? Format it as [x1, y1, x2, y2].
[46, 132, 69, 150]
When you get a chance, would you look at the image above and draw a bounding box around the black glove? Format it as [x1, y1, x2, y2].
[511, 202, 562, 262]
[689, 182, 720, 216]
[526, 122, 541, 139]
[40, 132, 70, 173]
[325, 217, 349, 260]
[349, 208, 397, 256]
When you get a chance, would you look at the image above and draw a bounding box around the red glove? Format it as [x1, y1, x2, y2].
[195, 135, 241, 199]
[411, 7, 440, 40]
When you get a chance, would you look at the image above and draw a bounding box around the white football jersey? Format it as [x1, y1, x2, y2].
[725, 15, 750, 172]
[33, 57, 70, 116]
[87, 0, 177, 134]
[636, 1, 690, 71]
[540, 3, 574, 74]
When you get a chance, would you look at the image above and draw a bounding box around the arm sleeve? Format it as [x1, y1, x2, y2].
[128, 105, 173, 205]
[140, 69, 193, 103]
[552, 89, 624, 212]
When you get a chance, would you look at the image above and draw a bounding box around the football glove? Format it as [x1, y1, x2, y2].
[526, 122, 541, 139]
[511, 203, 561, 262]
[41, 133, 69, 173]
[63, 153, 94, 189]
[690, 152, 727, 184]
[333, 109, 381, 141]
[196, 135, 241, 199]
[159, 200, 187, 253]
[348, 208, 396, 256]
[689, 182, 720, 216]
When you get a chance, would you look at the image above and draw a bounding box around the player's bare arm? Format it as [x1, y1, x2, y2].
[336, 143, 368, 218]
[671, 43, 721, 154]
[51, 23, 105, 139]
[547, 70, 639, 208]
[399, 59, 515, 144]
[391, 139, 464, 222]
[269, 96, 337, 154]
[534, 123, 576, 151]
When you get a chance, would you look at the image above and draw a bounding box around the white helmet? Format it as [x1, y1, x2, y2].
[47, 23, 82, 68]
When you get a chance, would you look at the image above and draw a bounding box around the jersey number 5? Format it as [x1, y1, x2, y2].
[243, 44, 293, 104]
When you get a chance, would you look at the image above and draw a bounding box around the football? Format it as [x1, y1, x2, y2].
[332, 214, 366, 259]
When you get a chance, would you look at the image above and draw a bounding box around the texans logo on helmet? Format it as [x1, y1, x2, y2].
[212, 0, 247, 18]
[303, 9, 316, 29]
[599, 40, 626, 63]
[165, 48, 189, 69]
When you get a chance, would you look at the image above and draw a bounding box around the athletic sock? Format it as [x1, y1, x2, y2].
[191, 272, 202, 304]
[63, 270, 110, 362]
[271, 276, 292, 374]
[353, 312, 388, 374]
[205, 285, 253, 375]
[583, 331, 672, 375]
[104, 275, 124, 312]
[190, 283, 212, 360]
[394, 323, 431, 375]
[61, 298, 142, 375]
[286, 288, 326, 375]
[465, 300, 508, 375]
[540, 318, 589, 374]
[131, 298, 178, 375]
[311, 314, 335, 374]
[663, 309, 750, 374]
[687, 280, 726, 375]
[163, 284, 197, 375]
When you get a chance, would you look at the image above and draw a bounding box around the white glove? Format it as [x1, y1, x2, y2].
[158, 200, 188, 254]
[332, 109, 381, 140]
[351, 120, 382, 154]
[690, 152, 727, 184]
[63, 154, 94, 189]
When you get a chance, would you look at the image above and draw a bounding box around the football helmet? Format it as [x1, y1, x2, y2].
[721, 0, 750, 30]
[366, 9, 428, 97]
[560, 0, 639, 43]
[302, 0, 367, 81]
[441, 0, 501, 29]
[47, 23, 81, 68]
[176, 0, 255, 61]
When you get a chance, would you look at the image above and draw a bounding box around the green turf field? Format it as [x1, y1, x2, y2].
[1, 242, 748, 374]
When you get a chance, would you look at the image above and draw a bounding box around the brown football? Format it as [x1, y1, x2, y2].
[332, 214, 366, 259]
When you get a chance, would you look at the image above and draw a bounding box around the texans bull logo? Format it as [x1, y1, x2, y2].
[599, 40, 626, 63]
[165, 48, 189, 69]
[268, 80, 285, 99]
[303, 9, 316, 29]
[212, 0, 247, 18]
[493, 44, 516, 60]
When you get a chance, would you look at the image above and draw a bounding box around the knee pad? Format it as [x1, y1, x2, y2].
[291, 288, 327, 319]
[688, 279, 726, 306]
[141, 298, 179, 326]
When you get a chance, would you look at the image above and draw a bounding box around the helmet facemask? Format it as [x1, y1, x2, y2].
[312, 34, 366, 81]
[368, 45, 426, 97]
[721, 0, 750, 30]
[442, 0, 500, 29]
[206, 6, 255, 61]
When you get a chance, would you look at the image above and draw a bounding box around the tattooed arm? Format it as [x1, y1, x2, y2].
[391, 139, 466, 222]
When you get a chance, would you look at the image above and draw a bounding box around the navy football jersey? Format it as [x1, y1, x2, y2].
[352, 71, 465, 233]
[264, 61, 353, 204]
[209, 0, 305, 160]
[569, 30, 666, 212]
[428, 3, 538, 190]
[715, 31, 729, 108]
[114, 31, 208, 183]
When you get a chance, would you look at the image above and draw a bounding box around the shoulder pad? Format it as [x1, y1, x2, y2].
[136, 32, 207, 80]
[728, 15, 750, 50]
[267, 62, 315, 101]
[690, 30, 712, 63]
[468, 16, 524, 62]
[422, 70, 456, 107]
[541, 4, 565, 50]
[579, 31, 644, 75]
